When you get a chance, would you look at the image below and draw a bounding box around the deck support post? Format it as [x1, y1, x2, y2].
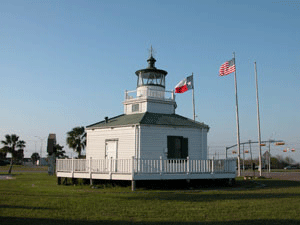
[131, 180, 136, 191]
[131, 157, 136, 191]
[131, 156, 135, 179]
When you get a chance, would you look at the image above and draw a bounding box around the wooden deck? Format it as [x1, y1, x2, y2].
[56, 157, 236, 181]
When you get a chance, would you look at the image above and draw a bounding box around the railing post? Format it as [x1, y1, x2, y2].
[187, 157, 190, 175]
[89, 157, 93, 185]
[109, 157, 113, 179]
[71, 158, 74, 177]
[233, 158, 237, 173]
[226, 159, 229, 172]
[211, 157, 214, 174]
[160, 156, 163, 176]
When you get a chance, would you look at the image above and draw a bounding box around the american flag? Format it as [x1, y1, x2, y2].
[219, 58, 236, 76]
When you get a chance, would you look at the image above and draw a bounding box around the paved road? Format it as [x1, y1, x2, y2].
[242, 171, 300, 181]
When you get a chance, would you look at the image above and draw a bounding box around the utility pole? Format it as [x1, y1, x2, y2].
[249, 140, 255, 177]
[254, 62, 262, 177]
[242, 144, 245, 172]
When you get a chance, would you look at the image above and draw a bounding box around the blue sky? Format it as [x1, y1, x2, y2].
[1, 0, 299, 162]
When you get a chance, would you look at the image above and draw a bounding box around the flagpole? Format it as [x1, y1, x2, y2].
[233, 52, 241, 177]
[254, 62, 262, 177]
[192, 73, 196, 121]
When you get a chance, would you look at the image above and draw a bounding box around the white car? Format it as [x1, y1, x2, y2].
[284, 165, 298, 170]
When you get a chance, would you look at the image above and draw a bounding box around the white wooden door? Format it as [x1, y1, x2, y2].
[105, 140, 118, 171]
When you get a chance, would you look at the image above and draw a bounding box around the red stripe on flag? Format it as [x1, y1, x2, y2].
[219, 59, 235, 76]
[175, 84, 188, 93]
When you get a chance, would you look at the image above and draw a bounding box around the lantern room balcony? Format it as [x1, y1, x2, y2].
[124, 89, 175, 102]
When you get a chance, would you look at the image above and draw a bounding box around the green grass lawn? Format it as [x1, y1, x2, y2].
[0, 165, 48, 172]
[1, 173, 300, 225]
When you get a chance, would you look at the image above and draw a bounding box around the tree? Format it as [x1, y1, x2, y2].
[66, 127, 86, 158]
[0, 150, 7, 159]
[31, 152, 40, 165]
[1, 134, 26, 174]
[270, 157, 280, 169]
[53, 144, 67, 159]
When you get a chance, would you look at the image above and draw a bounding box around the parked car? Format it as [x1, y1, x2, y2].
[284, 165, 298, 170]
[0, 159, 10, 166]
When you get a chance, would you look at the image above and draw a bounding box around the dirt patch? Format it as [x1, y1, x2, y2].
[0, 175, 15, 180]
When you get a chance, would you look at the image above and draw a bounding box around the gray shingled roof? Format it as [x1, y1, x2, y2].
[86, 112, 209, 130]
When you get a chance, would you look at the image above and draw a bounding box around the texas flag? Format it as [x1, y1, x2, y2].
[175, 75, 194, 93]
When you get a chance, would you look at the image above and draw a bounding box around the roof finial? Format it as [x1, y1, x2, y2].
[147, 45, 156, 69]
[150, 45, 153, 57]
[148, 45, 156, 58]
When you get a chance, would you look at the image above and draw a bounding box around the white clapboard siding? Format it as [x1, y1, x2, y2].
[86, 126, 136, 160]
[139, 125, 208, 160]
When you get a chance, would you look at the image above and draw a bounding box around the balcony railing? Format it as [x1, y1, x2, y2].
[125, 89, 175, 101]
[56, 157, 236, 175]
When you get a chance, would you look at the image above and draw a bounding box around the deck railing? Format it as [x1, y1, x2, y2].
[56, 157, 236, 175]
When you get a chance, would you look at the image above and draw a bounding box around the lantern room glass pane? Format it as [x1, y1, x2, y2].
[143, 78, 148, 84]
[137, 73, 143, 86]
[161, 76, 165, 86]
[137, 72, 165, 87]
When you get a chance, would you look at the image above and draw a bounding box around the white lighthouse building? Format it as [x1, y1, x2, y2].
[56, 52, 236, 188]
[85, 52, 209, 162]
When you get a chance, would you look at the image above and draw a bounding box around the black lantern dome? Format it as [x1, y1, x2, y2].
[135, 53, 168, 88]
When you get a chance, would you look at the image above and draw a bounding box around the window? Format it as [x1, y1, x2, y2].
[167, 136, 188, 159]
[132, 104, 139, 112]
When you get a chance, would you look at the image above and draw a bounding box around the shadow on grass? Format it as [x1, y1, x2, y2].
[0, 205, 53, 210]
[1, 217, 300, 225]
[113, 179, 300, 202]
[122, 191, 300, 203]
[135, 178, 300, 191]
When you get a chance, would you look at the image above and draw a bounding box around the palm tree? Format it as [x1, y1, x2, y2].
[66, 127, 86, 158]
[53, 144, 67, 159]
[1, 134, 26, 174]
